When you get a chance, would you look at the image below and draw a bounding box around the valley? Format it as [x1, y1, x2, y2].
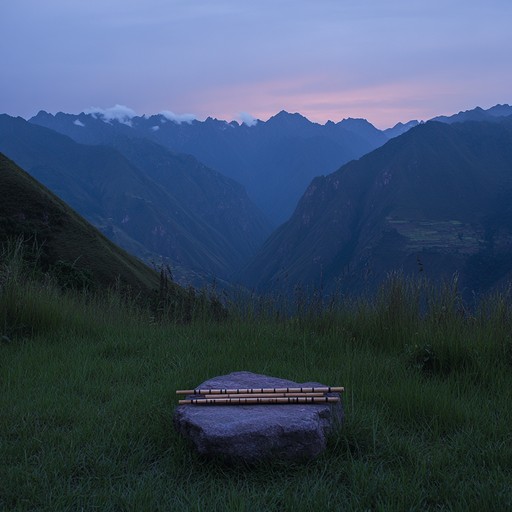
[242, 114, 512, 298]
[3, 3, 512, 510]
[2, 104, 512, 297]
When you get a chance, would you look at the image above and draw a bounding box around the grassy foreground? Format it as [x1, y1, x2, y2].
[1, 252, 512, 510]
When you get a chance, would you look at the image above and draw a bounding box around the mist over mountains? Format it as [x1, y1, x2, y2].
[2, 103, 512, 296]
[31, 104, 512, 226]
[30, 109, 389, 225]
[0, 115, 270, 286]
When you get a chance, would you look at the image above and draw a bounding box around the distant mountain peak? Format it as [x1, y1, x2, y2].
[338, 117, 375, 128]
[431, 104, 512, 124]
[339, 116, 369, 123]
[33, 110, 53, 120]
[392, 120, 420, 128]
[383, 120, 420, 139]
[204, 116, 227, 124]
[336, 117, 384, 140]
[487, 104, 512, 117]
[266, 110, 312, 126]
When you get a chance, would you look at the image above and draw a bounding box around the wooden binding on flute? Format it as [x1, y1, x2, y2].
[203, 392, 325, 399]
[176, 386, 344, 395]
[178, 396, 340, 405]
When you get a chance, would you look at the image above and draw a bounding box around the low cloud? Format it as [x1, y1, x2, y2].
[238, 112, 258, 127]
[84, 104, 137, 125]
[159, 110, 196, 124]
[73, 119, 85, 127]
[151, 125, 160, 131]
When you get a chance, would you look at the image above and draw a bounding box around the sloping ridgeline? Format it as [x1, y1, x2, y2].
[0, 115, 270, 286]
[0, 152, 161, 296]
[242, 118, 512, 299]
[31, 110, 388, 226]
[29, 104, 512, 226]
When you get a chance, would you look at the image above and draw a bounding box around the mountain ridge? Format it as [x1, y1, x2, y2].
[0, 115, 270, 286]
[30, 103, 512, 224]
[240, 118, 512, 298]
[0, 151, 161, 296]
[30, 109, 389, 224]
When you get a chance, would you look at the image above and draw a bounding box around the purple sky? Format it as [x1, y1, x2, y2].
[1, 0, 511, 128]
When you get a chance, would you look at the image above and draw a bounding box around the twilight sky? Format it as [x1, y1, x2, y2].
[1, 0, 511, 128]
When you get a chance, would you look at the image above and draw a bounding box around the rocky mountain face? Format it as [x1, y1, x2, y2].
[0, 115, 270, 286]
[241, 119, 512, 299]
[31, 110, 388, 225]
[16, 104, 512, 296]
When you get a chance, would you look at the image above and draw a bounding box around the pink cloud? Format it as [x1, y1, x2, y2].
[178, 75, 499, 129]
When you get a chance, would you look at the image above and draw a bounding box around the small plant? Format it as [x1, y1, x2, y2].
[49, 259, 93, 291]
[405, 343, 441, 376]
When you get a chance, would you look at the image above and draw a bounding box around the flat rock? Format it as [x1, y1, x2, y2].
[173, 371, 343, 463]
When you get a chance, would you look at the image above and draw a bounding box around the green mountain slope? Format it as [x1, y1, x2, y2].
[0, 152, 160, 295]
[242, 119, 512, 297]
[0, 115, 270, 284]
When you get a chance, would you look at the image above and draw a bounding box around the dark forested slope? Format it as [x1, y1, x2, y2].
[242, 119, 512, 298]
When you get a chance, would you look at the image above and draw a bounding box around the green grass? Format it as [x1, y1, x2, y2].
[1, 253, 512, 510]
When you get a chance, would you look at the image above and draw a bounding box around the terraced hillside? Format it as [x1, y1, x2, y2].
[242, 119, 512, 298]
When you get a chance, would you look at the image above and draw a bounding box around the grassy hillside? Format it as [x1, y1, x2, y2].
[0, 115, 270, 285]
[0, 153, 225, 326]
[0, 152, 161, 296]
[1, 248, 511, 510]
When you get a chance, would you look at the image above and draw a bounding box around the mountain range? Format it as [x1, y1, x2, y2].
[432, 104, 512, 124]
[30, 109, 389, 225]
[0, 115, 270, 286]
[3, 103, 512, 297]
[241, 116, 512, 298]
[31, 104, 512, 227]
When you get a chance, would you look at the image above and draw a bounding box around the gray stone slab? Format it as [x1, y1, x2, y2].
[174, 371, 344, 463]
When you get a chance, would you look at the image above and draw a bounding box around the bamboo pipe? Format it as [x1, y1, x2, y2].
[178, 396, 340, 405]
[202, 392, 326, 399]
[176, 386, 344, 395]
